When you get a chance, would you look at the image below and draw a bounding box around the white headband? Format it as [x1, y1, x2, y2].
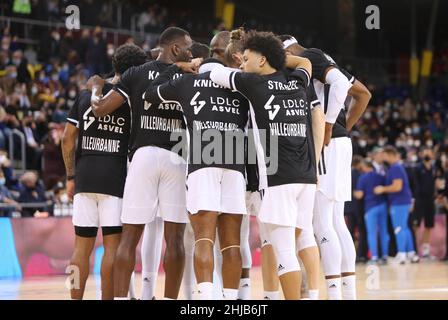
[283, 37, 298, 49]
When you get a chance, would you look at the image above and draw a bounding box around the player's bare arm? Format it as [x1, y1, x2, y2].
[61, 122, 79, 200]
[311, 105, 325, 166]
[345, 80, 372, 131]
[285, 55, 312, 78]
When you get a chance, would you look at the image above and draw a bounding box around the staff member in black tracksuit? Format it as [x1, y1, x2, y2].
[413, 147, 437, 259]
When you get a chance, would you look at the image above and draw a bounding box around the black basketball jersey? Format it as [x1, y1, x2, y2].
[226, 69, 317, 190]
[67, 82, 130, 197]
[114, 60, 185, 159]
[300, 48, 355, 138]
[145, 65, 250, 175]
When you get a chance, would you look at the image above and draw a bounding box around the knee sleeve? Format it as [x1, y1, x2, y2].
[240, 215, 252, 269]
[264, 223, 300, 276]
[313, 192, 342, 276]
[333, 201, 356, 273]
[141, 217, 164, 274]
[297, 228, 317, 252]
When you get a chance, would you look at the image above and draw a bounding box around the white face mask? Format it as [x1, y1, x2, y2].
[359, 140, 367, 148]
[411, 155, 418, 163]
[414, 140, 421, 147]
[60, 193, 69, 204]
[0, 178, 5, 186]
[426, 140, 434, 147]
[405, 127, 412, 135]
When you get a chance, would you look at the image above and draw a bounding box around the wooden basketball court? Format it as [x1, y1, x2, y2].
[1, 262, 447, 300]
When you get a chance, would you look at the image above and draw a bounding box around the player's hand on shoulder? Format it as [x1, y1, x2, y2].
[373, 186, 384, 195]
[86, 75, 105, 91]
[175, 58, 203, 74]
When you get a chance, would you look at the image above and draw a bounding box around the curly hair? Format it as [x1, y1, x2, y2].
[243, 30, 286, 70]
[112, 44, 147, 75]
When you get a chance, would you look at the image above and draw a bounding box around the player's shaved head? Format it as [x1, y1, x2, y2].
[210, 31, 230, 62]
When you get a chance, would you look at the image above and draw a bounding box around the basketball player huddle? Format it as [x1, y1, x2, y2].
[62, 26, 371, 301]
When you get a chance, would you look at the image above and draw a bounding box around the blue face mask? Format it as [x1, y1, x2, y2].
[0, 178, 5, 186]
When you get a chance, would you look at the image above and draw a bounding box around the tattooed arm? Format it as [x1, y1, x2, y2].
[61, 122, 79, 199]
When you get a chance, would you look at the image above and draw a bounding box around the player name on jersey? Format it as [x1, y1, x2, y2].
[268, 79, 300, 91]
[140, 115, 183, 132]
[269, 122, 307, 137]
[81, 136, 121, 153]
[193, 120, 240, 131]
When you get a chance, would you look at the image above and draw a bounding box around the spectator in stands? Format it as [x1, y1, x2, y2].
[76, 29, 90, 65]
[0, 150, 19, 191]
[11, 50, 31, 85]
[17, 171, 49, 217]
[0, 169, 19, 217]
[86, 27, 107, 76]
[42, 124, 65, 189]
[21, 116, 43, 170]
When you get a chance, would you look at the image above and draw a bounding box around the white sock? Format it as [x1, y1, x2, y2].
[422, 243, 430, 256]
[114, 297, 129, 300]
[223, 288, 238, 300]
[196, 282, 214, 300]
[326, 278, 342, 300]
[237, 278, 251, 300]
[342, 275, 356, 300]
[163, 297, 174, 300]
[128, 271, 136, 299]
[308, 289, 319, 300]
[263, 291, 280, 300]
[141, 272, 158, 300]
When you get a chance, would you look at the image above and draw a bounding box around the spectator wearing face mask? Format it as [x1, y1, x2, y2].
[412, 148, 437, 259]
[10, 50, 31, 85]
[17, 171, 49, 217]
[21, 117, 43, 170]
[0, 169, 19, 217]
[52, 182, 72, 217]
